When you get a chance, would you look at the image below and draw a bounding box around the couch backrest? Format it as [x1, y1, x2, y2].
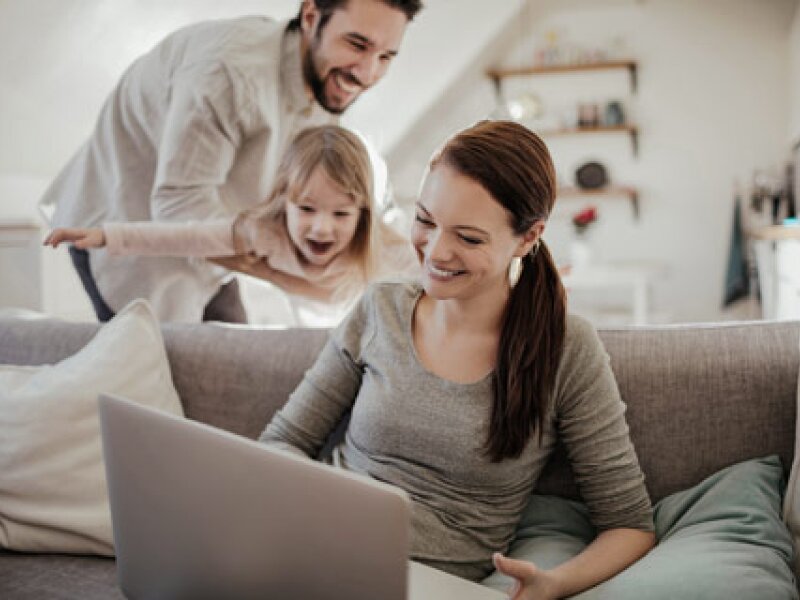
[537, 321, 800, 502]
[1, 317, 797, 503]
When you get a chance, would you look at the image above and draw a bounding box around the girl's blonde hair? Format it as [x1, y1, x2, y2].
[235, 125, 384, 295]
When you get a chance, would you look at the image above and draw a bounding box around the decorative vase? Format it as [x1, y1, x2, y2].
[570, 234, 592, 271]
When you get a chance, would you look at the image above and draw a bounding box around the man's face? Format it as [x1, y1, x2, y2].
[301, 0, 409, 114]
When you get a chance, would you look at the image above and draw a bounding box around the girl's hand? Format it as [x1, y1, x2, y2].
[44, 227, 106, 249]
[493, 553, 560, 600]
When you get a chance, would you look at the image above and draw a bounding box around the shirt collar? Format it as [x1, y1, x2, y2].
[280, 25, 315, 117]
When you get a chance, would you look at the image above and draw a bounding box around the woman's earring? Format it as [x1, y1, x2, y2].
[508, 256, 523, 289]
[531, 240, 542, 257]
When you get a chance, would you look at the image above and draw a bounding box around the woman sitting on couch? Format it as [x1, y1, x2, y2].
[260, 120, 655, 599]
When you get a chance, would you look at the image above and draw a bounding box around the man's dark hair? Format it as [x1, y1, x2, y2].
[287, 0, 423, 32]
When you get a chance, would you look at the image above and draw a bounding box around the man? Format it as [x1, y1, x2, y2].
[40, 0, 422, 323]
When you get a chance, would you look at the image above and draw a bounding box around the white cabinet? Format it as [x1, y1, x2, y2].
[0, 221, 42, 311]
[561, 262, 665, 325]
[774, 239, 800, 320]
[752, 226, 800, 320]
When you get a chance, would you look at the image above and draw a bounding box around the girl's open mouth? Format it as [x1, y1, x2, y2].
[307, 239, 334, 255]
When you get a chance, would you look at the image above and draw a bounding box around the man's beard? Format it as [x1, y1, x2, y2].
[302, 43, 359, 115]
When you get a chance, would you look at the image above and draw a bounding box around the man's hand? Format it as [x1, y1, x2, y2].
[493, 553, 560, 600]
[43, 227, 106, 249]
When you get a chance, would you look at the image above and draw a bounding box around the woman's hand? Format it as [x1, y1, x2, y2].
[44, 227, 106, 249]
[493, 553, 561, 600]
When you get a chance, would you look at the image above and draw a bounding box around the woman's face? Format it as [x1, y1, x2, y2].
[285, 166, 362, 267]
[411, 163, 539, 301]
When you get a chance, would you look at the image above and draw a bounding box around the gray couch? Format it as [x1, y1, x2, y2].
[0, 316, 798, 599]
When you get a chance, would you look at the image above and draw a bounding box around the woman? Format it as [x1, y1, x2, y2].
[260, 120, 655, 599]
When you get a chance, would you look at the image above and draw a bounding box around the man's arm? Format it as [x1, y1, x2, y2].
[149, 63, 244, 223]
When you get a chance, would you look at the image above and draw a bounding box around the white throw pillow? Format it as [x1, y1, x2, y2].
[783, 331, 800, 577]
[0, 300, 183, 555]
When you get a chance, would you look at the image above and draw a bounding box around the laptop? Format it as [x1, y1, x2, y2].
[98, 394, 506, 600]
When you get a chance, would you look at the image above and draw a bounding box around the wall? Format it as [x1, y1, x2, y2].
[342, 0, 523, 153]
[0, 0, 523, 192]
[791, 4, 800, 144]
[0, 0, 297, 183]
[389, 0, 796, 323]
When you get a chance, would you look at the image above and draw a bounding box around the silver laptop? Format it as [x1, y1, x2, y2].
[98, 394, 505, 600]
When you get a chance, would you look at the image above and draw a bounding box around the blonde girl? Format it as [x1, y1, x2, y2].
[45, 125, 415, 319]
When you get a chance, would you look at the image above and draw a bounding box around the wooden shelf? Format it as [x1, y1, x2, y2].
[538, 124, 638, 156]
[0, 220, 40, 233]
[748, 225, 800, 241]
[489, 59, 642, 220]
[540, 124, 634, 136]
[558, 186, 640, 219]
[488, 60, 638, 92]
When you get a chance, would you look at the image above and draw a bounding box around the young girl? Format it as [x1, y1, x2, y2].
[44, 125, 416, 321]
[259, 120, 655, 598]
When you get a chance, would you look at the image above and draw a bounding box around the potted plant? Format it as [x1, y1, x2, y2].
[570, 205, 598, 270]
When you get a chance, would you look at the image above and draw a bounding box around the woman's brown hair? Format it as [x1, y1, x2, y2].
[432, 120, 567, 462]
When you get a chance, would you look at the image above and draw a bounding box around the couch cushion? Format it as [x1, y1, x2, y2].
[158, 324, 329, 438]
[0, 301, 183, 555]
[0, 317, 329, 441]
[0, 551, 121, 599]
[782, 330, 800, 578]
[483, 456, 797, 599]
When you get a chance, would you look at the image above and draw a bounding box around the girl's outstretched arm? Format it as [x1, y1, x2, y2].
[48, 220, 237, 257]
[209, 255, 335, 303]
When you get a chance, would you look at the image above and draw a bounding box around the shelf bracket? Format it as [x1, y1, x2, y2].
[489, 74, 502, 103]
[628, 62, 638, 94]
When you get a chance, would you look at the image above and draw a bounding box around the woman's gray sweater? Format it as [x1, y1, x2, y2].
[260, 281, 653, 581]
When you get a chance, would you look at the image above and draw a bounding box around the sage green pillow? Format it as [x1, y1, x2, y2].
[481, 456, 797, 599]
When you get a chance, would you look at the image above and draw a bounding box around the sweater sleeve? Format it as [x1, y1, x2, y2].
[258, 285, 377, 457]
[553, 315, 654, 532]
[104, 219, 236, 257]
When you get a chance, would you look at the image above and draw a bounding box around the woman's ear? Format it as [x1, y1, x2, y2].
[515, 220, 545, 257]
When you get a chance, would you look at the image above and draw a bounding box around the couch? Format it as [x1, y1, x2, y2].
[0, 316, 798, 599]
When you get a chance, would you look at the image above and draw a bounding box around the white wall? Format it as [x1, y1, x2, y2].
[342, 0, 523, 153]
[0, 0, 298, 183]
[0, 0, 523, 200]
[791, 3, 800, 144]
[390, 0, 796, 323]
